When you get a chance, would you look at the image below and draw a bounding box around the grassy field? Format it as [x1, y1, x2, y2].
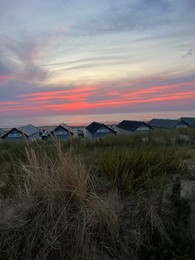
[0, 128, 195, 259]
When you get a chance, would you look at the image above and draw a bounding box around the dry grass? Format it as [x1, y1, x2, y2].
[0, 139, 194, 259]
[0, 144, 121, 260]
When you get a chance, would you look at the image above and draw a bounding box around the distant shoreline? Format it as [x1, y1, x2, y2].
[1, 121, 119, 131]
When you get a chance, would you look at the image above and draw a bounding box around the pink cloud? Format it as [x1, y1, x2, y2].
[0, 75, 14, 81]
[1, 80, 195, 116]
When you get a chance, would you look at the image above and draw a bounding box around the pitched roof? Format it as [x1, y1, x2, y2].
[51, 123, 74, 135]
[86, 121, 116, 134]
[1, 127, 28, 138]
[1, 124, 39, 139]
[180, 117, 195, 127]
[0, 128, 5, 135]
[148, 119, 187, 129]
[18, 124, 39, 136]
[116, 120, 152, 131]
[86, 122, 101, 133]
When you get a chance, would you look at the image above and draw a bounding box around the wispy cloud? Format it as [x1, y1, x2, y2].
[182, 48, 193, 58]
[1, 75, 195, 116]
[0, 35, 49, 86]
[0, 0, 194, 121]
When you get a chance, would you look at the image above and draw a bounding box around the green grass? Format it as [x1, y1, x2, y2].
[0, 128, 195, 259]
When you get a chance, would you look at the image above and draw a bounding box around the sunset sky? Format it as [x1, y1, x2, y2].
[0, 0, 195, 126]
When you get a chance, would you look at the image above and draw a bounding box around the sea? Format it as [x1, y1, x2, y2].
[0, 110, 194, 128]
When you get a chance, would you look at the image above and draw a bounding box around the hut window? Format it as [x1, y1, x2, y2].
[97, 128, 109, 133]
[8, 133, 23, 138]
[136, 126, 149, 131]
[55, 131, 67, 136]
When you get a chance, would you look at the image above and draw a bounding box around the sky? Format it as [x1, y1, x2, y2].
[0, 0, 195, 126]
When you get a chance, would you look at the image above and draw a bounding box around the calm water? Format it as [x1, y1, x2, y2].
[0, 111, 194, 128]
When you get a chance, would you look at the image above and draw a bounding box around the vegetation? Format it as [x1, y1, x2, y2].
[0, 128, 195, 259]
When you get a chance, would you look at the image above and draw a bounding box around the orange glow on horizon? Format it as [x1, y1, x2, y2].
[1, 80, 195, 115]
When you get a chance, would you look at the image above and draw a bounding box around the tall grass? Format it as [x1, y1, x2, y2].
[88, 145, 189, 194]
[0, 144, 121, 260]
[0, 130, 194, 259]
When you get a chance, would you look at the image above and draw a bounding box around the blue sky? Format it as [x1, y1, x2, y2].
[0, 0, 195, 125]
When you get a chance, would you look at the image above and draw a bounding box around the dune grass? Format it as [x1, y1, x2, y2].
[0, 144, 121, 260]
[0, 128, 195, 259]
